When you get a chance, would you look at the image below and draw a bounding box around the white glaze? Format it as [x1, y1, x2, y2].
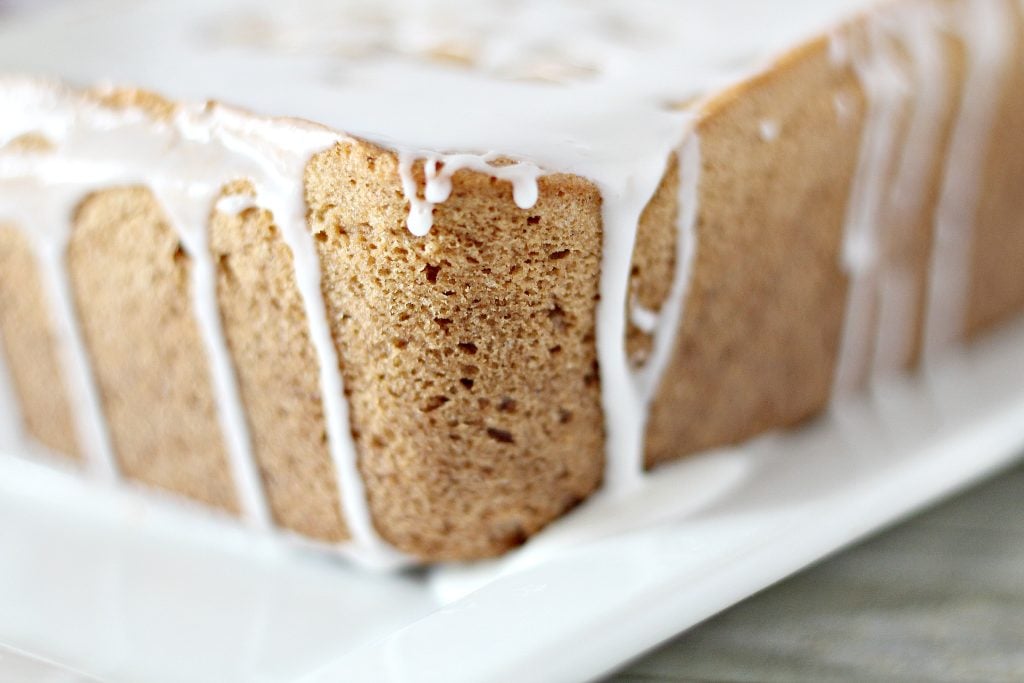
[922, 0, 1015, 365]
[0, 0, 1011, 568]
[0, 0, 879, 224]
[870, 4, 948, 379]
[833, 91, 856, 122]
[596, 158, 678, 492]
[832, 13, 912, 397]
[834, 0, 1015, 398]
[397, 151, 543, 236]
[628, 131, 702, 474]
[629, 302, 660, 337]
[758, 119, 781, 142]
[214, 193, 259, 216]
[155, 169, 271, 530]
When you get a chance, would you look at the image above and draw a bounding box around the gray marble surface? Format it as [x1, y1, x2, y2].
[610, 461, 1024, 683]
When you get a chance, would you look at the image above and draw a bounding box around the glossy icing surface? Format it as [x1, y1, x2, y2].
[0, 0, 872, 173]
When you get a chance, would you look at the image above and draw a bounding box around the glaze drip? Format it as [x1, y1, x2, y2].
[832, 0, 1015, 396]
[397, 152, 543, 236]
[922, 0, 1015, 365]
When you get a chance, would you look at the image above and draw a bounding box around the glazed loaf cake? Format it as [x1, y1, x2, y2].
[1, 0, 1023, 564]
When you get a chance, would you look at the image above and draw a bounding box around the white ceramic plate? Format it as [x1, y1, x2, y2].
[2, 319, 1024, 683]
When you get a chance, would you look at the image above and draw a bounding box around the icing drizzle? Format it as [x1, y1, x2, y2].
[397, 152, 543, 236]
[922, 0, 1015, 365]
[832, 9, 914, 396]
[832, 0, 1016, 397]
[869, 4, 948, 379]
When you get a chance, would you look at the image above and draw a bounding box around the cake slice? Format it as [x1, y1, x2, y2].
[1, 0, 1022, 564]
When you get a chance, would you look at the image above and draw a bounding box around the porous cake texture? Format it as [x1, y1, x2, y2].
[307, 147, 608, 557]
[0, 225, 80, 459]
[1, 0, 1024, 563]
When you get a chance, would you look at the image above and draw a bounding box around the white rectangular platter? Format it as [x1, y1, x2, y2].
[2, 318, 1024, 683]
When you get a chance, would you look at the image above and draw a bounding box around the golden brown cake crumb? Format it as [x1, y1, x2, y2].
[1, 132, 56, 153]
[68, 187, 239, 512]
[86, 87, 177, 121]
[210, 181, 349, 541]
[0, 225, 80, 459]
[306, 141, 606, 559]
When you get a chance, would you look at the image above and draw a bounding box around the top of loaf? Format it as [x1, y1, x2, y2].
[0, 0, 873, 181]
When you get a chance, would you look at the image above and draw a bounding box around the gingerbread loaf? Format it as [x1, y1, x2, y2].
[1, 0, 1023, 563]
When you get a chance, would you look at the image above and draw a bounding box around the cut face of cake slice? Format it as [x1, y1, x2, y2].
[0, 0, 1023, 564]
